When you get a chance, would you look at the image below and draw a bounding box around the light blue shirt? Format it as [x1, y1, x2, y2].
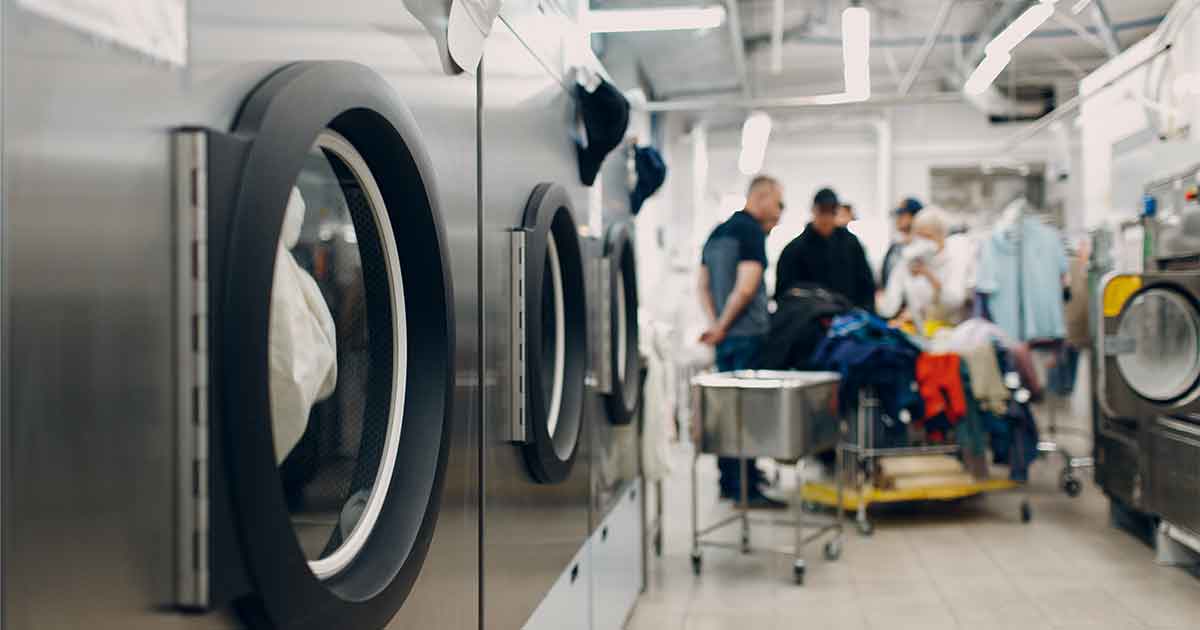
[977, 218, 1068, 341]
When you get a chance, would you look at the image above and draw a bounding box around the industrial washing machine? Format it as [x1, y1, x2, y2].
[479, 14, 600, 630]
[584, 154, 646, 630]
[1101, 268, 1200, 536]
[2, 2, 479, 629]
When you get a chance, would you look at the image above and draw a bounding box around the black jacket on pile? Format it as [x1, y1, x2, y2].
[775, 225, 876, 311]
[761, 284, 855, 370]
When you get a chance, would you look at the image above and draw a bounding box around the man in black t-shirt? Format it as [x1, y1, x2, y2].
[776, 187, 876, 310]
[698, 175, 786, 509]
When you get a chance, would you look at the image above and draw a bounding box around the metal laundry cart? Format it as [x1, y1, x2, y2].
[689, 371, 845, 585]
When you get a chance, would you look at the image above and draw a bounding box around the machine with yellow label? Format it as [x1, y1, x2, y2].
[1101, 269, 1200, 536]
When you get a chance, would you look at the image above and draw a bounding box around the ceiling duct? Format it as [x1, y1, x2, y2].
[951, 0, 1049, 119]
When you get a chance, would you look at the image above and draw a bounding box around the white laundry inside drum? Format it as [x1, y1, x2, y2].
[270, 129, 408, 582]
[542, 232, 567, 439]
[1116, 288, 1200, 402]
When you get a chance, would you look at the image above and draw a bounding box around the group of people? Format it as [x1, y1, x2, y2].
[697, 175, 974, 507]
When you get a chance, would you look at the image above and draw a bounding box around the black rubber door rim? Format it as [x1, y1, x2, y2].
[520, 183, 588, 484]
[219, 61, 454, 630]
[603, 221, 641, 426]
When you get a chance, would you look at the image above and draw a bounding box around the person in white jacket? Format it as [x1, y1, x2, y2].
[878, 206, 976, 329]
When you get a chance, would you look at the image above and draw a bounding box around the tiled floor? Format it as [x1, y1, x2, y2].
[630, 430, 1200, 630]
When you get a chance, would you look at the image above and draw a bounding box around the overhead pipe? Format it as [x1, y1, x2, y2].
[953, 0, 1048, 119]
[1051, 10, 1113, 57]
[874, 114, 894, 224]
[724, 0, 752, 98]
[1002, 0, 1200, 151]
[899, 0, 957, 96]
[1087, 0, 1122, 58]
[771, 0, 785, 74]
[643, 91, 963, 113]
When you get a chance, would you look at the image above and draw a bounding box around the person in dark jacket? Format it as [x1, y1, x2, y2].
[775, 188, 876, 310]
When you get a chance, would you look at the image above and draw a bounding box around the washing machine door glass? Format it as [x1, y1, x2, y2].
[541, 233, 566, 438]
[1116, 288, 1200, 402]
[271, 130, 406, 580]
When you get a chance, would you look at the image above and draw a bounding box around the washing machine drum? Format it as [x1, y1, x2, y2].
[518, 184, 588, 484]
[181, 61, 454, 629]
[1114, 287, 1200, 403]
[602, 220, 641, 425]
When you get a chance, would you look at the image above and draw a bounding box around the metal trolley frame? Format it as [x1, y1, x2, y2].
[827, 389, 1031, 536]
[688, 380, 845, 585]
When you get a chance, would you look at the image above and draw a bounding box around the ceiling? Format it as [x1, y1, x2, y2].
[594, 0, 1174, 102]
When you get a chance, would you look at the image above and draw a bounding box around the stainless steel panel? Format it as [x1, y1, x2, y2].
[590, 480, 643, 630]
[481, 21, 591, 630]
[520, 539, 590, 630]
[3, 2, 478, 628]
[1151, 416, 1200, 533]
[693, 371, 842, 460]
[589, 143, 638, 528]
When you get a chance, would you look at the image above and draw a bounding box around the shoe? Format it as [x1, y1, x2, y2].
[719, 488, 788, 510]
[742, 492, 789, 510]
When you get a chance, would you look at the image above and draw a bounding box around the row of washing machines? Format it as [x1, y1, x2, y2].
[2, 1, 646, 629]
[1096, 166, 1200, 550]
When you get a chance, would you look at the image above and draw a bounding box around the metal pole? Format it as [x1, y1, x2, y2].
[738, 389, 750, 553]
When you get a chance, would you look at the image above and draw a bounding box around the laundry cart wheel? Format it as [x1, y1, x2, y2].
[690, 551, 702, 576]
[792, 560, 806, 585]
[824, 539, 843, 561]
[1062, 476, 1083, 498]
[1021, 500, 1033, 523]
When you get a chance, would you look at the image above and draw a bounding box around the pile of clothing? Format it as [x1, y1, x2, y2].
[806, 313, 1041, 481]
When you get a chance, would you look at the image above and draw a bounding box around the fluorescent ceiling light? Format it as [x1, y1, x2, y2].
[842, 6, 871, 100]
[584, 6, 726, 33]
[738, 112, 772, 175]
[964, 52, 1012, 95]
[985, 3, 1054, 57]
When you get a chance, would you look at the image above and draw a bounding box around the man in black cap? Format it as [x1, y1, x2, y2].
[775, 187, 876, 310]
[880, 197, 923, 290]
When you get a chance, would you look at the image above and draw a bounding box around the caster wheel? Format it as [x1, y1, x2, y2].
[1020, 501, 1032, 524]
[793, 562, 806, 585]
[1063, 477, 1083, 498]
[857, 520, 874, 537]
[741, 535, 751, 554]
[690, 552, 702, 576]
[824, 539, 843, 561]
[654, 532, 663, 557]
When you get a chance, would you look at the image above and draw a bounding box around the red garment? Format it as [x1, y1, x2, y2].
[916, 353, 967, 424]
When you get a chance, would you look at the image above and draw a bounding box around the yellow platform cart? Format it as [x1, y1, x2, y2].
[823, 391, 1033, 536]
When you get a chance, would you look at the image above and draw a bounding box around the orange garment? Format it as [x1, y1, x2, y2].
[916, 353, 967, 423]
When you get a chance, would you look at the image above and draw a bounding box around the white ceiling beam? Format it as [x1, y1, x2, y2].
[899, 0, 957, 96]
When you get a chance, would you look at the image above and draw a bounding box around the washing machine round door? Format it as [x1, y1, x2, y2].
[520, 184, 588, 484]
[603, 220, 641, 425]
[1115, 287, 1200, 402]
[217, 61, 454, 629]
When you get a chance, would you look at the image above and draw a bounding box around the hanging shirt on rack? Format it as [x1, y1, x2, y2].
[977, 217, 1068, 341]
